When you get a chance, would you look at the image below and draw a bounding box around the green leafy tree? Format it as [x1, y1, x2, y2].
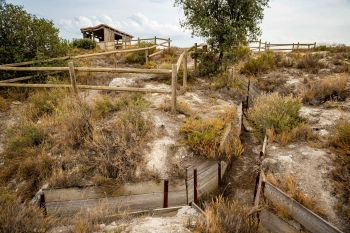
[0, 0, 68, 66]
[174, 0, 269, 59]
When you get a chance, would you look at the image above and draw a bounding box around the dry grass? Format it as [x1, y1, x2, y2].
[266, 123, 319, 146]
[0, 89, 154, 199]
[194, 195, 258, 233]
[0, 187, 56, 233]
[266, 174, 326, 218]
[329, 118, 350, 220]
[296, 53, 326, 74]
[300, 75, 349, 103]
[0, 96, 10, 111]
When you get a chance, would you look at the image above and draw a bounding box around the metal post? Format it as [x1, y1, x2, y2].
[194, 169, 198, 204]
[194, 43, 198, 72]
[163, 180, 169, 208]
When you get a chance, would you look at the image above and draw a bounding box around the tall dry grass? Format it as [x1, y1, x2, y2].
[0, 88, 153, 199]
[300, 75, 349, 103]
[195, 195, 258, 233]
[329, 118, 350, 220]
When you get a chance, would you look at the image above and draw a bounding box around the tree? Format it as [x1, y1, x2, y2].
[174, 0, 269, 59]
[0, 1, 68, 66]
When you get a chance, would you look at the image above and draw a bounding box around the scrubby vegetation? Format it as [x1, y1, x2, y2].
[0, 86, 153, 198]
[195, 195, 258, 233]
[181, 107, 243, 162]
[329, 118, 350, 220]
[266, 174, 325, 219]
[72, 38, 96, 50]
[125, 41, 156, 64]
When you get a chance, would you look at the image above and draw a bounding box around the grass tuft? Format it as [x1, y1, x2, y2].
[195, 195, 258, 233]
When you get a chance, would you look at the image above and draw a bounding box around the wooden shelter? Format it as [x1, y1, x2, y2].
[80, 24, 134, 50]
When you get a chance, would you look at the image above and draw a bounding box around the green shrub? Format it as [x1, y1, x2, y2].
[125, 41, 155, 64]
[181, 107, 238, 160]
[198, 51, 220, 77]
[240, 51, 276, 76]
[72, 38, 96, 50]
[247, 93, 302, 139]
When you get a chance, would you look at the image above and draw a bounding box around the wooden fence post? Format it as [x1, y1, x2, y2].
[194, 169, 198, 205]
[183, 50, 188, 91]
[138, 37, 140, 47]
[268, 42, 270, 51]
[171, 64, 177, 114]
[168, 38, 171, 52]
[163, 180, 169, 208]
[194, 43, 197, 72]
[297, 42, 300, 50]
[292, 43, 295, 50]
[265, 41, 267, 51]
[145, 48, 149, 63]
[314, 42, 316, 49]
[113, 53, 117, 68]
[68, 61, 77, 93]
[258, 39, 261, 52]
[154, 36, 157, 45]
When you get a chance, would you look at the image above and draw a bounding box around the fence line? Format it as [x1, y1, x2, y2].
[248, 39, 317, 52]
[43, 160, 227, 216]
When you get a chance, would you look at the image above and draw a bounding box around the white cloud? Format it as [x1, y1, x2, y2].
[58, 12, 193, 41]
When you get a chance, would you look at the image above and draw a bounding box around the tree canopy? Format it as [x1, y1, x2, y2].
[174, 0, 269, 56]
[0, 0, 68, 65]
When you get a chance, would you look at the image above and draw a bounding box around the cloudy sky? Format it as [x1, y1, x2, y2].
[5, 0, 350, 47]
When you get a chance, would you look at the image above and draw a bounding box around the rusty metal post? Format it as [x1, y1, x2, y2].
[40, 193, 47, 216]
[163, 180, 169, 208]
[194, 169, 198, 204]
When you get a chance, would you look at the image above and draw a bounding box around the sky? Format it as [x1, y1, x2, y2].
[5, 0, 350, 47]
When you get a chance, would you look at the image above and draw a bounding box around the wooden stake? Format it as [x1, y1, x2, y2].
[183, 50, 188, 91]
[68, 61, 77, 93]
[145, 48, 149, 63]
[168, 38, 170, 52]
[171, 64, 177, 114]
[163, 180, 169, 208]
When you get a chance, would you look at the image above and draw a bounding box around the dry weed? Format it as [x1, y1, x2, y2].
[300, 75, 349, 103]
[195, 195, 258, 233]
[0, 96, 9, 111]
[267, 174, 326, 218]
[329, 117, 350, 220]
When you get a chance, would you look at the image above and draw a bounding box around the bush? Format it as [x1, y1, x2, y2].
[180, 107, 240, 160]
[72, 38, 96, 50]
[301, 75, 349, 103]
[0, 188, 54, 233]
[296, 53, 325, 73]
[240, 51, 276, 76]
[195, 195, 258, 233]
[198, 51, 220, 77]
[247, 93, 302, 140]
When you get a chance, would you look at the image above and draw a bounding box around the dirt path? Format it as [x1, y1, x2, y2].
[221, 129, 261, 207]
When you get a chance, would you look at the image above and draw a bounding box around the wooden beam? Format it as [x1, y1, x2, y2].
[0, 56, 71, 67]
[171, 64, 177, 114]
[0, 83, 171, 93]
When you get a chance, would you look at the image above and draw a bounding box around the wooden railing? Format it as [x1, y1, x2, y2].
[248, 40, 317, 52]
